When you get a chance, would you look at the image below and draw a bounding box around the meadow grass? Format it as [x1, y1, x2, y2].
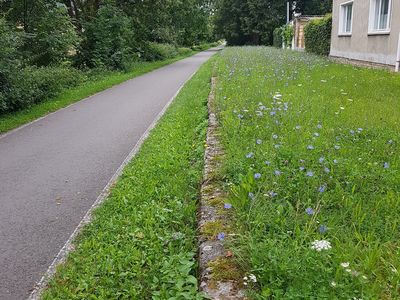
[214, 47, 400, 299]
[0, 49, 207, 134]
[41, 59, 215, 299]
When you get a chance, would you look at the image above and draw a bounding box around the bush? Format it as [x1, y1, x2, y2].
[282, 24, 294, 49]
[304, 14, 332, 56]
[23, 3, 79, 66]
[273, 27, 283, 48]
[76, 3, 134, 70]
[1, 66, 84, 113]
[141, 43, 179, 61]
[177, 47, 193, 56]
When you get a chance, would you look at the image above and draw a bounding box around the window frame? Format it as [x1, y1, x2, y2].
[368, 0, 392, 35]
[339, 1, 354, 36]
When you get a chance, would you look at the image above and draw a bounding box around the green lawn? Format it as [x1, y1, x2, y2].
[41, 58, 214, 299]
[0, 49, 208, 134]
[213, 47, 400, 299]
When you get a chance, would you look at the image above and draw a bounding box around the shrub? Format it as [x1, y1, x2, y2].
[76, 3, 134, 70]
[273, 27, 283, 48]
[23, 3, 79, 66]
[177, 47, 193, 56]
[1, 66, 84, 113]
[304, 14, 332, 56]
[141, 43, 178, 61]
[282, 24, 294, 49]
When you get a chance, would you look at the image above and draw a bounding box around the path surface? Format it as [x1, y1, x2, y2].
[0, 49, 218, 300]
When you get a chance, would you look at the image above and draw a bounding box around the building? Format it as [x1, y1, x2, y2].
[292, 16, 323, 50]
[330, 0, 400, 71]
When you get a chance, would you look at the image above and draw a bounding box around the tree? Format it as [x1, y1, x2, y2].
[214, 0, 286, 46]
[76, 1, 134, 69]
[294, 0, 332, 16]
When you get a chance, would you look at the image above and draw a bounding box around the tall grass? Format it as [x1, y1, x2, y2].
[214, 47, 400, 299]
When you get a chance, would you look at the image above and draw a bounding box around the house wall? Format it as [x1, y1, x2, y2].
[330, 0, 400, 66]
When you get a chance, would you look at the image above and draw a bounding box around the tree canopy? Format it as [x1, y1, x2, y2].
[214, 0, 332, 46]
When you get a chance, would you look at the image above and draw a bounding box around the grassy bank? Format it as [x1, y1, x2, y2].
[214, 47, 400, 299]
[41, 58, 214, 299]
[0, 45, 215, 134]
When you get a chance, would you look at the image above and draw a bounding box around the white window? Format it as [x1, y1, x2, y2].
[339, 1, 353, 35]
[369, 0, 392, 33]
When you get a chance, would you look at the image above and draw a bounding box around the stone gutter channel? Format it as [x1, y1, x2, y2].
[198, 76, 246, 299]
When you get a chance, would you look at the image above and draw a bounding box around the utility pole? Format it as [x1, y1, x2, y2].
[287, 1, 290, 24]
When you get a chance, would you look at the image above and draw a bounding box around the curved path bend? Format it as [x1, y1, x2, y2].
[0, 49, 218, 300]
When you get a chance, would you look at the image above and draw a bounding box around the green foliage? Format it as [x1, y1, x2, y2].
[0, 17, 21, 112]
[141, 43, 179, 61]
[214, 0, 286, 46]
[1, 66, 83, 113]
[25, 4, 79, 66]
[76, 3, 134, 69]
[214, 46, 400, 299]
[295, 0, 332, 15]
[41, 59, 214, 300]
[273, 27, 283, 48]
[304, 14, 332, 56]
[282, 24, 294, 49]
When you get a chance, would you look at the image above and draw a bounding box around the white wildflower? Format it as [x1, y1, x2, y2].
[311, 240, 332, 251]
[340, 262, 350, 268]
[330, 281, 337, 287]
[249, 274, 257, 283]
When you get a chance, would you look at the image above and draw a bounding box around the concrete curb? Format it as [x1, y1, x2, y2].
[198, 77, 246, 299]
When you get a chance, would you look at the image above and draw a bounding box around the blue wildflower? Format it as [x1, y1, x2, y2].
[224, 203, 232, 209]
[270, 111, 276, 116]
[272, 134, 278, 139]
[317, 124, 323, 129]
[254, 173, 262, 179]
[357, 128, 363, 132]
[306, 171, 314, 177]
[388, 140, 393, 144]
[238, 114, 244, 119]
[274, 170, 281, 176]
[307, 145, 315, 150]
[334, 145, 341, 150]
[299, 166, 305, 171]
[384, 162, 390, 169]
[248, 192, 255, 200]
[269, 191, 278, 198]
[217, 232, 225, 241]
[319, 157, 325, 163]
[305, 207, 315, 215]
[265, 160, 271, 165]
[333, 159, 338, 164]
[256, 139, 262, 145]
[350, 130, 355, 135]
[319, 225, 328, 234]
[319, 185, 327, 193]
[246, 152, 254, 158]
[324, 167, 331, 173]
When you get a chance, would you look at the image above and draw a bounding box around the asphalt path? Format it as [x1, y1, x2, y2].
[0, 48, 218, 300]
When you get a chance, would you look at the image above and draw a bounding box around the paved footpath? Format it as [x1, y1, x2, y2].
[0, 49, 218, 300]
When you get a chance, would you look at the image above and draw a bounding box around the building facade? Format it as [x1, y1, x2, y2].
[330, 0, 400, 69]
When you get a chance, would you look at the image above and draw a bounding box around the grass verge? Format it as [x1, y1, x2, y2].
[214, 47, 400, 299]
[41, 58, 215, 299]
[0, 47, 212, 134]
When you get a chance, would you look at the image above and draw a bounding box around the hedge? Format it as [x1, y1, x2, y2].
[304, 14, 332, 56]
